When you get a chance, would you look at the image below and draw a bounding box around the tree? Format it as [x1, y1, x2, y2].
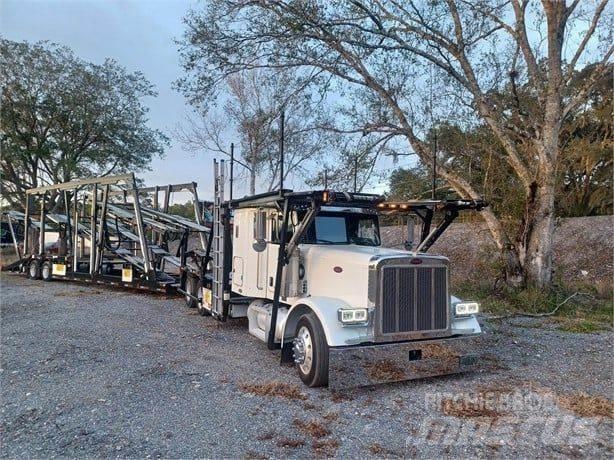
[388, 165, 450, 201]
[307, 135, 396, 192]
[178, 0, 612, 288]
[557, 64, 612, 216]
[389, 64, 613, 220]
[0, 39, 167, 210]
[175, 68, 330, 195]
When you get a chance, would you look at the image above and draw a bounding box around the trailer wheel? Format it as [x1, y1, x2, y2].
[28, 260, 41, 280]
[41, 261, 53, 281]
[185, 275, 199, 308]
[293, 313, 329, 387]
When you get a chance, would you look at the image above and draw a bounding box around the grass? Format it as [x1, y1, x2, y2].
[557, 392, 613, 418]
[276, 438, 305, 449]
[239, 381, 307, 400]
[292, 419, 331, 438]
[311, 439, 340, 457]
[368, 443, 399, 456]
[441, 396, 505, 419]
[456, 282, 613, 333]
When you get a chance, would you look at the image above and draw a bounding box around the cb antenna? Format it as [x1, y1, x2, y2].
[279, 108, 285, 192]
[429, 62, 437, 200]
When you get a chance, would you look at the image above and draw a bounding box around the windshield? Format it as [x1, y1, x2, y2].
[302, 211, 381, 246]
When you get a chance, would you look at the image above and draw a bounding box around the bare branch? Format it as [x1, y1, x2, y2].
[565, 0, 609, 79]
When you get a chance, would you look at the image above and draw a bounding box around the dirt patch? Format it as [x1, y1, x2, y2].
[368, 442, 399, 456]
[330, 391, 354, 403]
[312, 439, 340, 457]
[239, 381, 307, 401]
[364, 359, 406, 381]
[322, 412, 339, 422]
[440, 392, 507, 419]
[557, 392, 613, 419]
[256, 432, 275, 441]
[276, 438, 305, 449]
[293, 419, 331, 439]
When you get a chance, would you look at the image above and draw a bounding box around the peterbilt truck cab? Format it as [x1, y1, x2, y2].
[198, 185, 485, 388]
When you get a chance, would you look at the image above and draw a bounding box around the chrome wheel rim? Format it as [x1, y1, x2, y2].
[293, 326, 313, 375]
[29, 263, 37, 277]
[42, 264, 50, 279]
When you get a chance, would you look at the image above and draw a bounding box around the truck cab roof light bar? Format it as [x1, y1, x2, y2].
[377, 199, 486, 212]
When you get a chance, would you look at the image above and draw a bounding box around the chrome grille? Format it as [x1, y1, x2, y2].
[380, 265, 448, 334]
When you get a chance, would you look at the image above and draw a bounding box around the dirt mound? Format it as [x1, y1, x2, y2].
[381, 215, 614, 289]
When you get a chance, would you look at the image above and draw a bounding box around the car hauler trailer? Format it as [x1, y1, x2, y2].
[8, 174, 210, 294]
[193, 160, 486, 388]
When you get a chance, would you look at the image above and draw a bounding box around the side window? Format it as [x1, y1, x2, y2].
[270, 215, 278, 242]
[269, 213, 295, 243]
[358, 219, 375, 239]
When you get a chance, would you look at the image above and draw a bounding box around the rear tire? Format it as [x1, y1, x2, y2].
[28, 260, 41, 280]
[41, 261, 53, 281]
[185, 275, 199, 308]
[293, 312, 329, 387]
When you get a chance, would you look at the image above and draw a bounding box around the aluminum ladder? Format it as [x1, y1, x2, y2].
[210, 159, 226, 318]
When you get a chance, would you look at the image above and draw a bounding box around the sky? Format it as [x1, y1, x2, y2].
[0, 0, 413, 202]
[1, 0, 234, 203]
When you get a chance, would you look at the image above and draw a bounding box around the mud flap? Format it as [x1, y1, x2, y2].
[328, 337, 480, 390]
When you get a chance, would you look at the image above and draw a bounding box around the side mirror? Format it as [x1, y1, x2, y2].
[404, 216, 416, 251]
[253, 209, 267, 252]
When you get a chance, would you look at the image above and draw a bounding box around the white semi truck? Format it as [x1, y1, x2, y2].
[187, 160, 486, 388]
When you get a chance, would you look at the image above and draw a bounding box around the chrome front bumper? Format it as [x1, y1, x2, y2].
[328, 335, 480, 390]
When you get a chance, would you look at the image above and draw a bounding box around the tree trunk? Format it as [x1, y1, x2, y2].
[520, 180, 556, 289]
[249, 170, 256, 195]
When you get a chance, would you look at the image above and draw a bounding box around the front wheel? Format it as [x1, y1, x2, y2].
[293, 312, 329, 387]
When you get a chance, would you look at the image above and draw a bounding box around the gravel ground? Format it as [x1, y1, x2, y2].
[1, 273, 612, 458]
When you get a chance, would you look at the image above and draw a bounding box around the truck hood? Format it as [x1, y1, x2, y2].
[298, 244, 441, 309]
[299, 243, 410, 265]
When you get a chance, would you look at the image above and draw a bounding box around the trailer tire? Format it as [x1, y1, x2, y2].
[294, 313, 329, 387]
[28, 260, 41, 280]
[185, 275, 199, 308]
[41, 261, 53, 281]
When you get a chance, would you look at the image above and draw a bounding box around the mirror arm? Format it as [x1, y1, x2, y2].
[285, 201, 318, 260]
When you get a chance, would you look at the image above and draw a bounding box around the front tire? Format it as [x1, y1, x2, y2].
[41, 261, 53, 281]
[293, 313, 329, 387]
[28, 260, 41, 280]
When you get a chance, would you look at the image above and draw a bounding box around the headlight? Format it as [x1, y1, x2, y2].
[454, 302, 480, 316]
[337, 308, 369, 325]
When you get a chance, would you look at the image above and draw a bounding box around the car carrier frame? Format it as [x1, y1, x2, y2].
[5, 174, 211, 294]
